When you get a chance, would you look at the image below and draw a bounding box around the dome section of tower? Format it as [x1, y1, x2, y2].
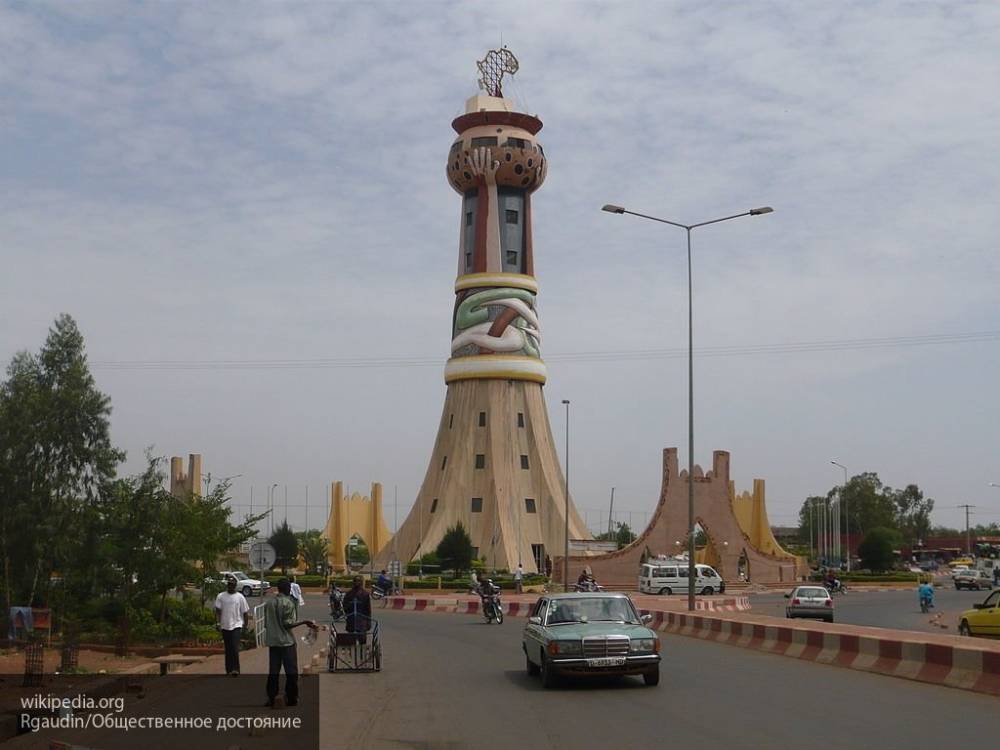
[446, 112, 547, 195]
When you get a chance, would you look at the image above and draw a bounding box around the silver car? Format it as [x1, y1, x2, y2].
[785, 586, 834, 622]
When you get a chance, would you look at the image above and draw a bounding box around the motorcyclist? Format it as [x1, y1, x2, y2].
[479, 577, 499, 612]
[918, 580, 935, 610]
[328, 581, 344, 618]
[375, 570, 392, 596]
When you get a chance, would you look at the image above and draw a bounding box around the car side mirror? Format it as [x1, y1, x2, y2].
[528, 616, 542, 625]
[641, 613, 652, 624]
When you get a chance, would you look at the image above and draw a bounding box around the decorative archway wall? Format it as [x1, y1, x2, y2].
[554, 449, 808, 587]
[324, 481, 393, 573]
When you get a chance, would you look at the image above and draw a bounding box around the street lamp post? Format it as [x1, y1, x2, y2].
[831, 461, 849, 571]
[267, 483, 278, 535]
[603, 203, 773, 611]
[562, 399, 571, 593]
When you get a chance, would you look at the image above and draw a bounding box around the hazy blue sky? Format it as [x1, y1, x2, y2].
[3, 1, 999, 536]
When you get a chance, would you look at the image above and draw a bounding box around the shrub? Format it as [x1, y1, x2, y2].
[857, 528, 902, 572]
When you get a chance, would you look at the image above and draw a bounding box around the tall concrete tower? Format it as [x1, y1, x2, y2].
[376, 50, 590, 574]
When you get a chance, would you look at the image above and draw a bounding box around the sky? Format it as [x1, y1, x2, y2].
[2, 1, 999, 537]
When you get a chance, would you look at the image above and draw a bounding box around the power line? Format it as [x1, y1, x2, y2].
[89, 329, 1000, 372]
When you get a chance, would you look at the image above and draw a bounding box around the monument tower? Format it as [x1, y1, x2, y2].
[376, 50, 590, 573]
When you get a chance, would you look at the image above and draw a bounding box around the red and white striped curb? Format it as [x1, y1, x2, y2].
[639, 611, 1000, 696]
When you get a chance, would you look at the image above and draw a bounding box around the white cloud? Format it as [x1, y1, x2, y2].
[2, 1, 999, 532]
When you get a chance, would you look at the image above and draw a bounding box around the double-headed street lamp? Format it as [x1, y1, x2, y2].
[602, 203, 773, 612]
[831, 461, 849, 571]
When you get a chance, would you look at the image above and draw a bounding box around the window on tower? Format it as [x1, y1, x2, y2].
[462, 191, 477, 272]
[441, 455, 448, 470]
[471, 137, 498, 148]
[430, 498, 438, 513]
[475, 454, 485, 469]
[517, 412, 525, 427]
[520, 454, 530, 470]
[506, 250, 518, 266]
[505, 209, 519, 224]
[478, 411, 486, 426]
[471, 498, 483, 513]
[504, 137, 527, 149]
[498, 188, 524, 273]
[450, 140, 463, 153]
[525, 498, 537, 514]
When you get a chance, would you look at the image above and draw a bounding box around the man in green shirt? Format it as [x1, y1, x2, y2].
[263, 578, 317, 707]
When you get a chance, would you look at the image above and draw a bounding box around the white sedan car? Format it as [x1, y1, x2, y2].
[210, 571, 269, 597]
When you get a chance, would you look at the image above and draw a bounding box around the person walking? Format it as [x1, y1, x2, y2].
[262, 578, 317, 708]
[514, 563, 524, 594]
[215, 576, 250, 676]
[289, 575, 306, 607]
[544, 555, 553, 580]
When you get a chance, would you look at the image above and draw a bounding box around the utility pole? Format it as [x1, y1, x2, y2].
[958, 504, 976, 555]
[607, 487, 615, 537]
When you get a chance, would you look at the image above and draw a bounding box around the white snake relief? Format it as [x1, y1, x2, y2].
[451, 288, 541, 358]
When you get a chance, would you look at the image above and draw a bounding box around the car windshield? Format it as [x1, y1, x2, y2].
[229, 572, 247, 581]
[796, 588, 829, 598]
[546, 597, 639, 625]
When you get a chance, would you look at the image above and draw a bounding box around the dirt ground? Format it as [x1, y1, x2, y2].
[0, 646, 150, 676]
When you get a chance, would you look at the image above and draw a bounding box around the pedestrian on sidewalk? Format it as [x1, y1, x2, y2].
[289, 574, 306, 607]
[215, 576, 250, 676]
[514, 563, 524, 594]
[263, 578, 317, 708]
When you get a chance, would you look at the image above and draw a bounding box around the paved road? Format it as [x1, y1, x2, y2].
[313, 601, 997, 750]
[750, 586, 992, 633]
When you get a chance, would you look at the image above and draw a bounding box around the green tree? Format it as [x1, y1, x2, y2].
[435, 522, 474, 574]
[891, 484, 934, 544]
[857, 527, 901, 572]
[0, 315, 124, 611]
[595, 522, 637, 549]
[296, 530, 329, 574]
[268, 521, 299, 574]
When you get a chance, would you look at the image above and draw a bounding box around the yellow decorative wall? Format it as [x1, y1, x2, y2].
[324, 481, 393, 572]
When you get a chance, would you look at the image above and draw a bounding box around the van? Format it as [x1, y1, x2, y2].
[638, 562, 725, 595]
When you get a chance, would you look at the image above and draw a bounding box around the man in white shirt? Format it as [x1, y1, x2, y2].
[215, 576, 250, 676]
[514, 563, 524, 594]
[289, 575, 306, 607]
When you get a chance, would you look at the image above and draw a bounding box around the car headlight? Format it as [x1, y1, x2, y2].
[630, 638, 658, 653]
[548, 640, 582, 656]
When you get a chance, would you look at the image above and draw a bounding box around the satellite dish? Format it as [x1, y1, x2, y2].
[249, 541, 276, 570]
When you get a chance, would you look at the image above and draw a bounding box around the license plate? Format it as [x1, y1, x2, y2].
[586, 657, 626, 668]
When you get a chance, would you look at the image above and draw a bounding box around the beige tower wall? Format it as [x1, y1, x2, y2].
[169, 453, 202, 498]
[554, 449, 808, 587]
[374, 379, 590, 574]
[324, 482, 393, 572]
[731, 479, 797, 558]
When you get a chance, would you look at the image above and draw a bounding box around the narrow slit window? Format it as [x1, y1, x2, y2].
[505, 209, 519, 224]
[471, 497, 483, 513]
[430, 498, 438, 513]
[449, 414, 454, 429]
[475, 454, 485, 469]
[466, 211, 473, 226]
[506, 250, 518, 266]
[517, 412, 525, 427]
[478, 411, 486, 427]
[520, 455, 530, 470]
[441, 455, 447, 470]
[525, 498, 537, 514]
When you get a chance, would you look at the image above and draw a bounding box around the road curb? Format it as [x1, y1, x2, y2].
[643, 610, 1000, 697]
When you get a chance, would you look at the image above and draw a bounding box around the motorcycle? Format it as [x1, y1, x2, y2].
[329, 587, 345, 621]
[919, 595, 933, 613]
[482, 592, 504, 624]
[573, 580, 605, 593]
[824, 580, 848, 595]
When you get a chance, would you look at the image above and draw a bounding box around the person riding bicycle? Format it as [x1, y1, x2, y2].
[918, 580, 935, 609]
[375, 570, 392, 596]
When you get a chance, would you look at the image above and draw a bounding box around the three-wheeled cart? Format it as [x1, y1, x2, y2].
[328, 614, 381, 672]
